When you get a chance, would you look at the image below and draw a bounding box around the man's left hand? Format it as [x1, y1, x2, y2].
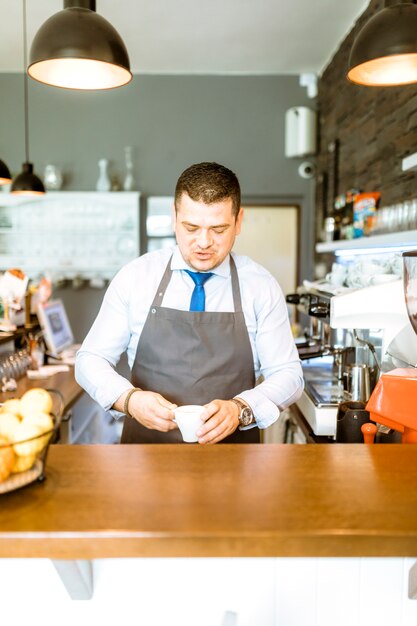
[196, 399, 240, 444]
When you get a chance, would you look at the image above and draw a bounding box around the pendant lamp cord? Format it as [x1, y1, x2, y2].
[22, 0, 29, 164]
[64, 0, 96, 9]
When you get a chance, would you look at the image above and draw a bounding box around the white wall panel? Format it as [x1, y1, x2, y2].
[359, 558, 404, 626]
[92, 557, 276, 626]
[1, 556, 417, 625]
[402, 558, 417, 626]
[274, 557, 318, 625]
[316, 558, 361, 626]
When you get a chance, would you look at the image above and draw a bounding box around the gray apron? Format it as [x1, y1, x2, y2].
[120, 255, 259, 444]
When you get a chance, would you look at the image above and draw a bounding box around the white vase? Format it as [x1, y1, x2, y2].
[123, 146, 136, 191]
[96, 158, 111, 192]
[43, 164, 63, 190]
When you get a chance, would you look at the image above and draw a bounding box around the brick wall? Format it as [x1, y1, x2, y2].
[317, 0, 417, 229]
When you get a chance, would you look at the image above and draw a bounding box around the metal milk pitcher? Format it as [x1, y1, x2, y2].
[349, 364, 371, 402]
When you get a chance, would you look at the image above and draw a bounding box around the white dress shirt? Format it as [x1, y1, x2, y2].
[75, 246, 304, 429]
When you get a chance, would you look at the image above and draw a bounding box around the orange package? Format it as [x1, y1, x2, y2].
[353, 192, 381, 237]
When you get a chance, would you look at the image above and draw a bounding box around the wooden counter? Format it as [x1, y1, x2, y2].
[0, 368, 83, 413]
[1, 443, 417, 559]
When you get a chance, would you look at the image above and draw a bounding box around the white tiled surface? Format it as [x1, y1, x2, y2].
[1, 557, 417, 625]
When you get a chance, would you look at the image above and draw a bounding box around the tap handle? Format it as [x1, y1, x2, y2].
[361, 422, 377, 444]
[285, 293, 301, 305]
[308, 302, 330, 318]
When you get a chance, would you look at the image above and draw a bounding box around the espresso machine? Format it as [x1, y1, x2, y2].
[287, 275, 417, 438]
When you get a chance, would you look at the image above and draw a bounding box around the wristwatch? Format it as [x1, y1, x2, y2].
[230, 397, 255, 428]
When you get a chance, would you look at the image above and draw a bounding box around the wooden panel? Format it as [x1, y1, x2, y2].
[1, 444, 417, 559]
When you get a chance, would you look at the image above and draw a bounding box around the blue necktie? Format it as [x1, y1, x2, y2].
[185, 270, 214, 311]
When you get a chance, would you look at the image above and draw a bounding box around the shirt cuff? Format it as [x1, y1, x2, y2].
[236, 389, 280, 429]
[108, 408, 127, 421]
[101, 382, 135, 420]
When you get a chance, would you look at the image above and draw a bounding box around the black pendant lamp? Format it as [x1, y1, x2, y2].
[27, 0, 132, 90]
[0, 160, 12, 185]
[11, 0, 45, 196]
[347, 1, 417, 86]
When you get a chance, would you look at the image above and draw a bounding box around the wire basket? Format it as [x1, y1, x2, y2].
[0, 388, 64, 494]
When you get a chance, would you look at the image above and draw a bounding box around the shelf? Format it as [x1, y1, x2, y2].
[316, 230, 417, 254]
[0, 190, 140, 204]
[0, 227, 134, 234]
[0, 327, 29, 345]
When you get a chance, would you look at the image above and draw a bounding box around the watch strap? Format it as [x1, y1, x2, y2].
[230, 397, 254, 426]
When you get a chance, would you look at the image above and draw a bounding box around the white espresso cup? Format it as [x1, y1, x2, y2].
[173, 405, 205, 443]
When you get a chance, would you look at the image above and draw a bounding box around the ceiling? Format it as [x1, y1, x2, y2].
[0, 0, 368, 76]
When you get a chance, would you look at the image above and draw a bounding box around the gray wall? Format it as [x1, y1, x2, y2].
[0, 73, 314, 340]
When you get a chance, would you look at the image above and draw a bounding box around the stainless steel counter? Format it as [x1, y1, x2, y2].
[296, 356, 350, 437]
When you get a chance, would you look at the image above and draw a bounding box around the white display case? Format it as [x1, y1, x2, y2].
[145, 196, 176, 252]
[0, 191, 140, 281]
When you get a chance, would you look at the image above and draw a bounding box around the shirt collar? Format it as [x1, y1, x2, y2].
[170, 245, 231, 278]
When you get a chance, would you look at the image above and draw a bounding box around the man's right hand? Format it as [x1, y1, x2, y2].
[118, 390, 178, 432]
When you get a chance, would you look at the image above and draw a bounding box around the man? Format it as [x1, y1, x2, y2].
[75, 162, 303, 444]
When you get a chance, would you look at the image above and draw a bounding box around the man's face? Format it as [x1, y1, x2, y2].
[173, 193, 243, 271]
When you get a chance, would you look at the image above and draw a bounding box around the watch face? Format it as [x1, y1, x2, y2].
[240, 407, 253, 426]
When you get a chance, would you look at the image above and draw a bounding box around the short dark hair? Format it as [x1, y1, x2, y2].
[175, 162, 241, 218]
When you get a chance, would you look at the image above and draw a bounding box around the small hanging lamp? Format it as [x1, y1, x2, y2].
[347, 1, 417, 86]
[11, 0, 45, 196]
[27, 0, 132, 91]
[0, 160, 12, 185]
[11, 163, 45, 196]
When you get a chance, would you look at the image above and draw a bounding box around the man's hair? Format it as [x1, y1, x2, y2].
[175, 162, 241, 218]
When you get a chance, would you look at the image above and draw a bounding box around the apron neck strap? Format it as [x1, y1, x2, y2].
[152, 258, 173, 307]
[229, 255, 243, 312]
[152, 254, 243, 312]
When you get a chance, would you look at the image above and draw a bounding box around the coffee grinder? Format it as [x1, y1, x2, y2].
[365, 251, 417, 443]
